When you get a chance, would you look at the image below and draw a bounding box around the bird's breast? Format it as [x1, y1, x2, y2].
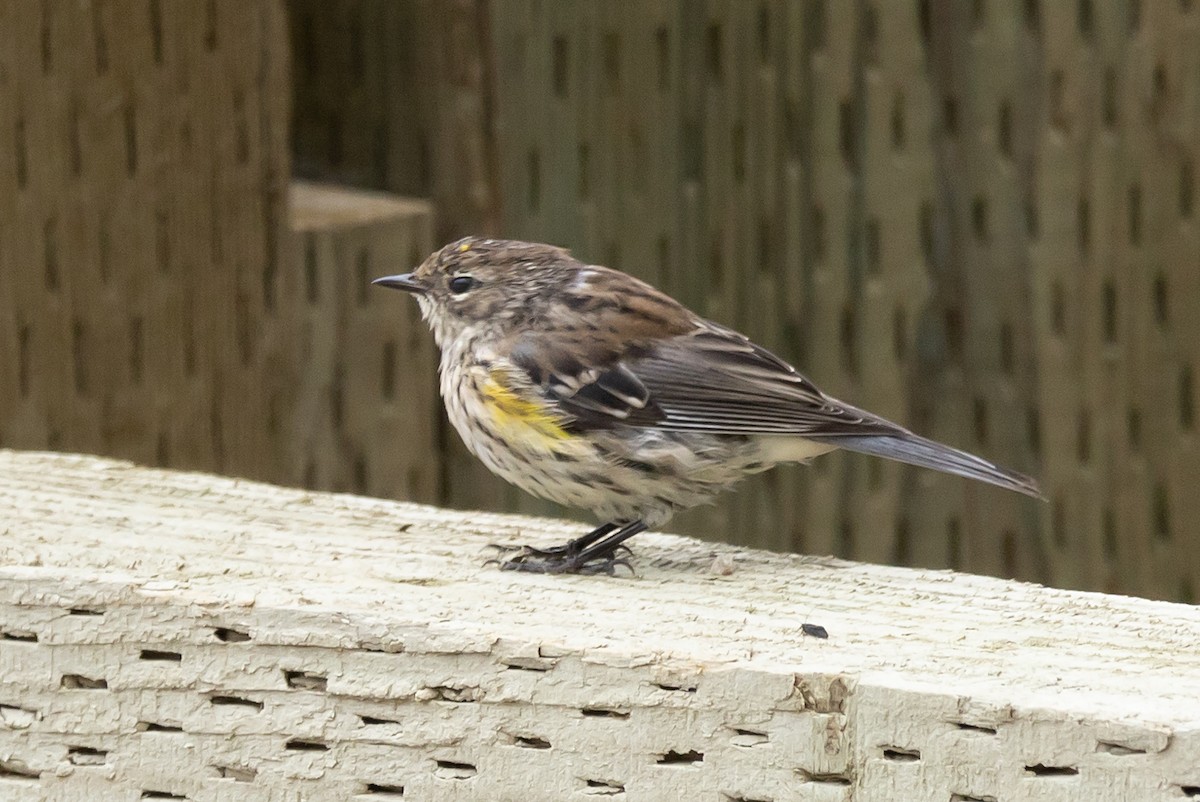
[477, 369, 573, 446]
[440, 350, 582, 459]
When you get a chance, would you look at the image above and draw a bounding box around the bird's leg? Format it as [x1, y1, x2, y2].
[487, 521, 618, 560]
[565, 520, 647, 569]
[497, 520, 646, 575]
[515, 522, 619, 558]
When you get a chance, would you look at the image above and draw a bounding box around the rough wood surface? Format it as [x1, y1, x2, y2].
[0, 449, 1198, 802]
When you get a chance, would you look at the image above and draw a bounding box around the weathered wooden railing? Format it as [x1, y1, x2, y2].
[0, 450, 1197, 801]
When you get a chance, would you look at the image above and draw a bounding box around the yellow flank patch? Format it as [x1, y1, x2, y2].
[481, 371, 571, 445]
[458, 242, 471, 252]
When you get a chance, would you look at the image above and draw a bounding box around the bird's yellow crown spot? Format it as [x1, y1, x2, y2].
[481, 370, 571, 445]
[458, 242, 471, 252]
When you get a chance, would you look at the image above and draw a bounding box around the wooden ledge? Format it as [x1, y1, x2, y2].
[0, 450, 1197, 800]
[289, 181, 434, 232]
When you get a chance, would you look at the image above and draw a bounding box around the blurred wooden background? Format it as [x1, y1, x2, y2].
[0, 0, 1196, 602]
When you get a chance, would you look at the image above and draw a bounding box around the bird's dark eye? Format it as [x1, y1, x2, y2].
[448, 275, 477, 294]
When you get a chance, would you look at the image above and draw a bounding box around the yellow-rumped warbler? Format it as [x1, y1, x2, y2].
[375, 237, 1042, 574]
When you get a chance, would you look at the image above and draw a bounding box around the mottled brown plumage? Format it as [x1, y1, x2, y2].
[375, 236, 1042, 574]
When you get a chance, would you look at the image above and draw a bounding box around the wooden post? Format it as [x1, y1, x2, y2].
[285, 181, 440, 503]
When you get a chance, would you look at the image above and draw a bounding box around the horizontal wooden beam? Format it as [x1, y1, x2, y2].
[0, 449, 1196, 801]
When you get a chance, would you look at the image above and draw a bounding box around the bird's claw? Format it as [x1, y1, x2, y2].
[486, 544, 635, 576]
[484, 542, 632, 560]
[483, 541, 567, 559]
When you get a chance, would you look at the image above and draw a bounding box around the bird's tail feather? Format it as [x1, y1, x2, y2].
[814, 432, 1044, 499]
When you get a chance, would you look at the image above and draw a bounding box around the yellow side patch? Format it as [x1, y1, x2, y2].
[481, 371, 571, 445]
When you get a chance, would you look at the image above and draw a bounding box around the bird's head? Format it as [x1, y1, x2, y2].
[373, 236, 575, 348]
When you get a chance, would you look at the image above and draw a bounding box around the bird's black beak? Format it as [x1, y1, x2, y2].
[372, 273, 426, 295]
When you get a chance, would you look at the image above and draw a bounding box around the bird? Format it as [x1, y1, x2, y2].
[374, 237, 1042, 575]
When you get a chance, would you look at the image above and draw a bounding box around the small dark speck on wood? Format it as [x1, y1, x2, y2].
[802, 623, 828, 639]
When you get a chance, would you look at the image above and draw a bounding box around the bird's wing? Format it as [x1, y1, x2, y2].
[628, 322, 903, 436]
[502, 267, 902, 437]
[501, 267, 1042, 498]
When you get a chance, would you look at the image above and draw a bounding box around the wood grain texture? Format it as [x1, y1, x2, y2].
[0, 449, 1197, 801]
[0, 0, 291, 481]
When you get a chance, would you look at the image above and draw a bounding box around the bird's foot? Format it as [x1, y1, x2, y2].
[485, 544, 633, 576]
[486, 541, 631, 559]
[485, 541, 568, 559]
[484, 521, 644, 576]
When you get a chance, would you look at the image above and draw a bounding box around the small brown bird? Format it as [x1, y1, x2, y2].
[375, 237, 1041, 574]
